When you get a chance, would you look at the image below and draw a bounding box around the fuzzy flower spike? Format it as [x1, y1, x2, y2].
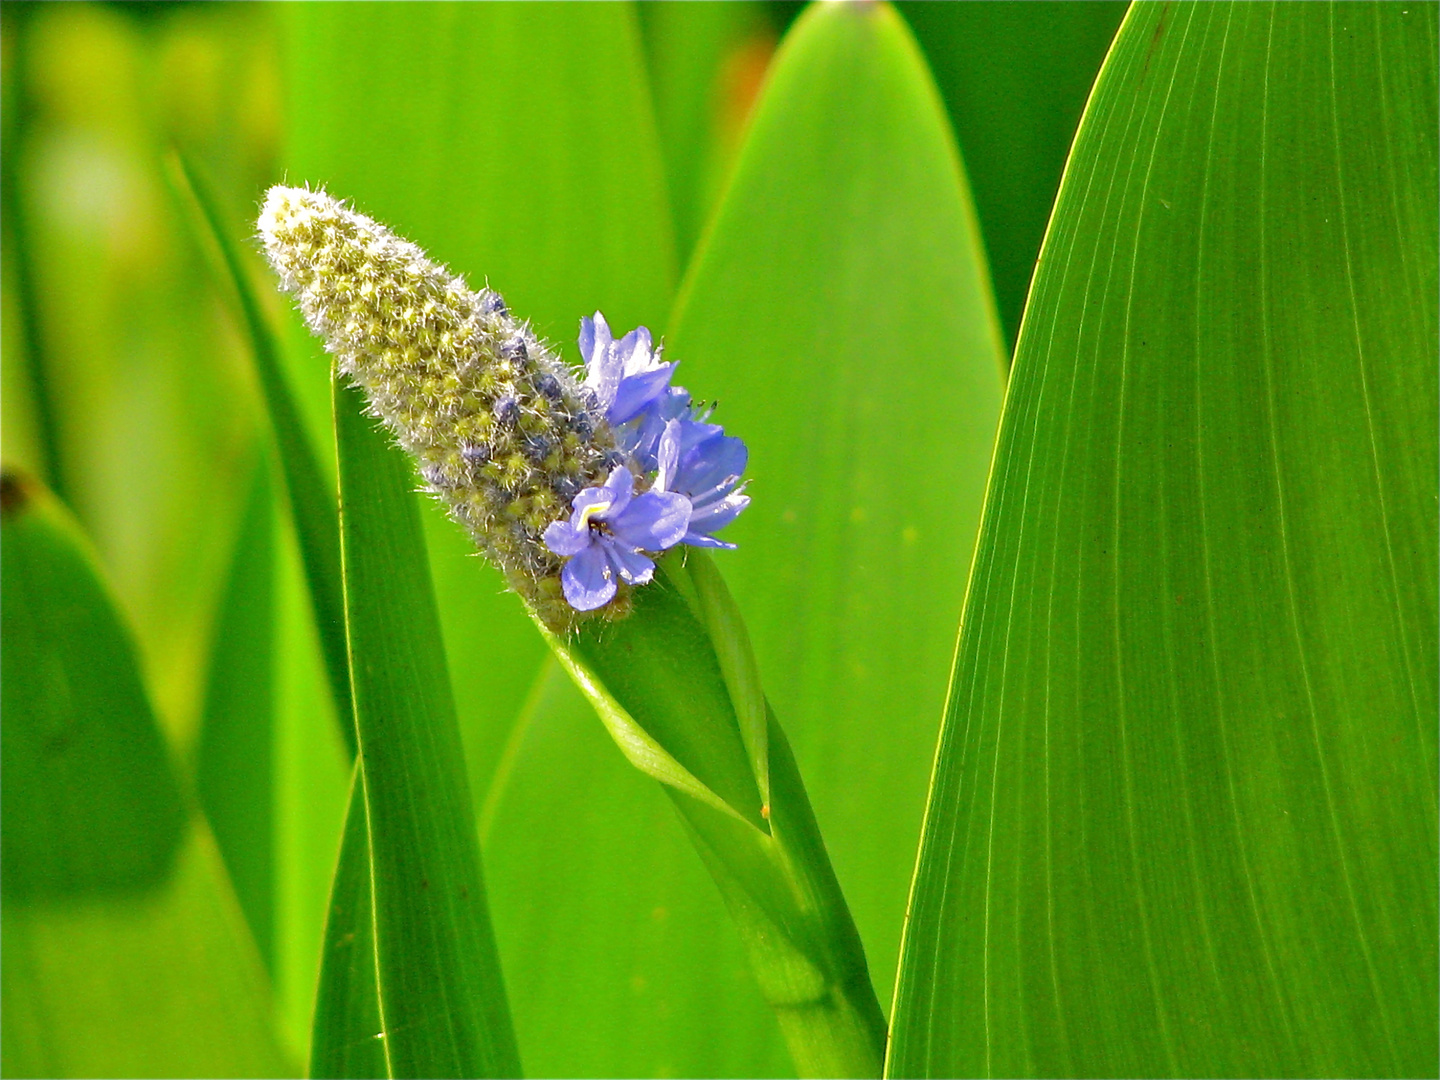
[258, 186, 748, 626]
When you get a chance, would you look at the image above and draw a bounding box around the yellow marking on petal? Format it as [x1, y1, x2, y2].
[577, 499, 612, 528]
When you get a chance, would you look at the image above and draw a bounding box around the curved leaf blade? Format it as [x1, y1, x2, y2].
[329, 379, 520, 1078]
[890, 4, 1438, 1076]
[310, 767, 387, 1080]
[667, 0, 1006, 1020]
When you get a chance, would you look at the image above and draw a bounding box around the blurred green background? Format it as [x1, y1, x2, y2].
[1, 3, 1121, 1076]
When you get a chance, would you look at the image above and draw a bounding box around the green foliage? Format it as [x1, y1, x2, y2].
[324, 380, 519, 1078]
[4, 3, 1435, 1078]
[668, 0, 1005, 1027]
[890, 3, 1439, 1076]
[1, 470, 292, 1077]
[196, 453, 278, 974]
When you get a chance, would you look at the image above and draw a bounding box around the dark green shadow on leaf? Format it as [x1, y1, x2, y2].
[1, 470, 183, 901]
[0, 468, 292, 1078]
[899, 1, 1126, 352]
[195, 449, 277, 976]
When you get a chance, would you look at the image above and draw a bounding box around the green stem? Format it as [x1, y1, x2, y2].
[669, 713, 887, 1079]
[558, 550, 886, 1076]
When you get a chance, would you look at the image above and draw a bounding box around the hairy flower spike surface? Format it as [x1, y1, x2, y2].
[259, 186, 748, 626]
[258, 185, 618, 628]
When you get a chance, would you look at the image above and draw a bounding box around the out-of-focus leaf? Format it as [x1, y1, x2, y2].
[0, 4, 65, 498]
[637, 1, 777, 266]
[166, 150, 355, 758]
[667, 0, 1006, 1030]
[310, 768, 386, 1080]
[0, 469, 291, 1078]
[195, 450, 276, 975]
[171, 150, 356, 1061]
[899, 1, 1126, 350]
[326, 379, 519, 1079]
[7, 4, 266, 742]
[891, 4, 1438, 1076]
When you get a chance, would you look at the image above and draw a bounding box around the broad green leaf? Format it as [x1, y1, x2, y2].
[898, 1, 1125, 350]
[0, 470, 291, 1078]
[196, 450, 277, 975]
[890, 4, 1438, 1076]
[311, 768, 386, 1080]
[328, 378, 519, 1078]
[667, 0, 1006, 1028]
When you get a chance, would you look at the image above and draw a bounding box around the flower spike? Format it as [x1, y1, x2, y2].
[258, 186, 747, 626]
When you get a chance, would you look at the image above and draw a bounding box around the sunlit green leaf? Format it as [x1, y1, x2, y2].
[668, 0, 1006, 1029]
[891, 4, 1438, 1075]
[328, 379, 519, 1079]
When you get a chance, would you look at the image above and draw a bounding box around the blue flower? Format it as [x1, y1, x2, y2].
[578, 311, 751, 554]
[542, 465, 690, 611]
[655, 418, 750, 549]
[580, 312, 676, 425]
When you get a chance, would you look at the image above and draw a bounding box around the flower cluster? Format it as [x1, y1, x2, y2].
[542, 313, 750, 611]
[257, 186, 746, 627]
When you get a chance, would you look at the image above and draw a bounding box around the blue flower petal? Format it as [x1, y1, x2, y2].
[610, 489, 691, 551]
[542, 518, 589, 557]
[613, 327, 640, 367]
[681, 532, 737, 550]
[678, 432, 747, 497]
[599, 466, 636, 518]
[656, 419, 682, 491]
[609, 363, 676, 425]
[600, 535, 657, 585]
[579, 315, 597, 366]
[566, 483, 614, 525]
[561, 542, 617, 611]
[688, 491, 749, 535]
